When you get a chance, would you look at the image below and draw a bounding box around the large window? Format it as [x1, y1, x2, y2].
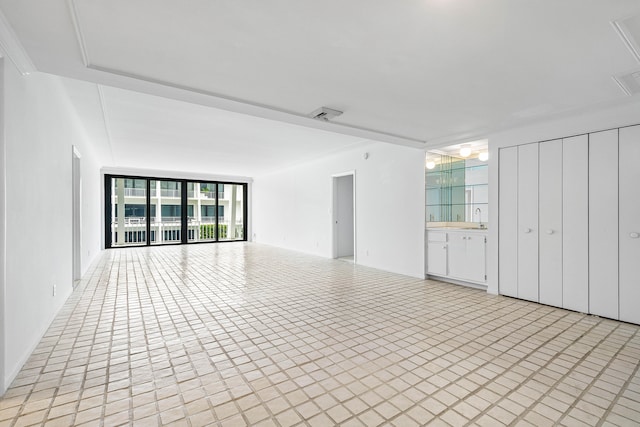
[105, 175, 247, 248]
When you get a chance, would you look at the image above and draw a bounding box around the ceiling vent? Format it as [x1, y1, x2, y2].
[612, 70, 640, 96]
[612, 14, 640, 63]
[309, 107, 343, 121]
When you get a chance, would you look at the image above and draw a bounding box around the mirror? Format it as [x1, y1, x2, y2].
[426, 152, 488, 226]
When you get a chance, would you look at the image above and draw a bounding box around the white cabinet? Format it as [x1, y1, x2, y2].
[589, 129, 619, 320]
[498, 146, 518, 297]
[427, 229, 486, 285]
[426, 231, 447, 276]
[498, 124, 640, 325]
[517, 143, 539, 302]
[539, 139, 563, 307]
[448, 231, 486, 283]
[562, 135, 589, 313]
[619, 125, 640, 324]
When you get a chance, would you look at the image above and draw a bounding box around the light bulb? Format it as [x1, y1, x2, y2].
[426, 161, 435, 170]
[460, 145, 471, 157]
[479, 152, 489, 161]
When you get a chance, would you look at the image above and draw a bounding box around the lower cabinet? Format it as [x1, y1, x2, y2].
[426, 231, 447, 276]
[427, 229, 487, 286]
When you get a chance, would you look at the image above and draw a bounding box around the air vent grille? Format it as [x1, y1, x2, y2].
[309, 107, 343, 121]
[612, 70, 640, 96]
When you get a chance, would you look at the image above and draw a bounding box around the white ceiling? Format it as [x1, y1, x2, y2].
[1, 0, 640, 175]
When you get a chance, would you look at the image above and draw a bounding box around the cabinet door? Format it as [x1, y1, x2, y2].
[465, 234, 486, 283]
[499, 147, 518, 297]
[562, 135, 589, 313]
[447, 232, 467, 280]
[619, 125, 640, 324]
[539, 140, 563, 307]
[518, 143, 539, 302]
[589, 129, 619, 320]
[427, 239, 448, 276]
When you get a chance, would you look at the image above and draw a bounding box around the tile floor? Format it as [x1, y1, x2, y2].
[1, 243, 639, 427]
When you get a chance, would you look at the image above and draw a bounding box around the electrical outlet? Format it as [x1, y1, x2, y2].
[52, 284, 56, 297]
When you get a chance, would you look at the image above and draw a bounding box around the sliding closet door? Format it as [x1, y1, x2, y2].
[499, 147, 518, 297]
[538, 140, 563, 307]
[589, 130, 619, 320]
[619, 125, 640, 324]
[562, 135, 589, 313]
[518, 144, 539, 302]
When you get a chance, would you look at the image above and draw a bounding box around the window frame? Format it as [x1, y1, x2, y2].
[105, 174, 248, 249]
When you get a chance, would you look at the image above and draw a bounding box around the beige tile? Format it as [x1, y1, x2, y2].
[0, 243, 639, 427]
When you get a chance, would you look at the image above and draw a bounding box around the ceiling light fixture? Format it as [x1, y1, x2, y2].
[479, 152, 489, 161]
[460, 145, 472, 158]
[426, 160, 435, 169]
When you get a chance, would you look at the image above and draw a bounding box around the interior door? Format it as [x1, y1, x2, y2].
[517, 143, 539, 302]
[619, 125, 640, 324]
[334, 174, 355, 259]
[589, 129, 619, 319]
[499, 147, 518, 297]
[539, 139, 563, 307]
[562, 135, 589, 313]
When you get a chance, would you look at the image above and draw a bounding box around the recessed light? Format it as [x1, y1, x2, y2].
[460, 145, 471, 158]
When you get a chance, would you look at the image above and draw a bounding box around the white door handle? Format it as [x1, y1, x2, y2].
[523, 228, 532, 233]
[546, 229, 554, 235]
[630, 232, 640, 239]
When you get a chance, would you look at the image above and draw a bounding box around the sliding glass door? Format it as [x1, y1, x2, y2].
[110, 177, 148, 247]
[218, 183, 245, 241]
[105, 175, 247, 248]
[150, 180, 184, 245]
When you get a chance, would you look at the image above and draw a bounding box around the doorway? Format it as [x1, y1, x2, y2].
[332, 172, 355, 262]
[72, 146, 82, 284]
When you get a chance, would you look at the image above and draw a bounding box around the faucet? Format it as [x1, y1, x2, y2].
[475, 207, 483, 228]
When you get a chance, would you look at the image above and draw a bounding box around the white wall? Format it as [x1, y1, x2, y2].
[487, 100, 640, 295]
[0, 63, 106, 394]
[253, 141, 425, 278]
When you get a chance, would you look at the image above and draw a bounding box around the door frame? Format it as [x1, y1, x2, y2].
[72, 146, 82, 284]
[331, 171, 356, 262]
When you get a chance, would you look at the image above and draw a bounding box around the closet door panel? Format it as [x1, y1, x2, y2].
[619, 125, 640, 324]
[517, 143, 539, 302]
[499, 147, 518, 297]
[589, 129, 619, 320]
[562, 135, 589, 313]
[539, 139, 563, 307]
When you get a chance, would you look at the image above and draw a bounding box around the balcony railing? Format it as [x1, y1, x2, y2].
[124, 188, 146, 197]
[111, 218, 244, 245]
[200, 191, 224, 199]
[160, 189, 181, 198]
